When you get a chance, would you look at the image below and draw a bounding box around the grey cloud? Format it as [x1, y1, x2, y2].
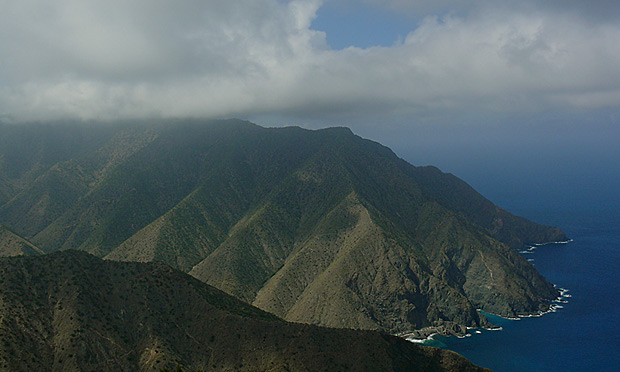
[1, 0, 321, 82]
[361, 0, 620, 21]
[1, 0, 620, 125]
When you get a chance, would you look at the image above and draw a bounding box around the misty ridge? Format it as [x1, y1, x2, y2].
[0, 118, 570, 371]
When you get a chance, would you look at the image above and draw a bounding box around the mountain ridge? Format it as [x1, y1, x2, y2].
[0, 119, 567, 335]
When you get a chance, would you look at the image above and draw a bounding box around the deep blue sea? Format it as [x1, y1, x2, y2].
[425, 199, 620, 371]
[391, 115, 620, 372]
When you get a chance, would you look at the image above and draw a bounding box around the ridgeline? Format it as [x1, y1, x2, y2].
[0, 119, 567, 335]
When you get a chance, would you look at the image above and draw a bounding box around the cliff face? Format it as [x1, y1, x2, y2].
[0, 251, 490, 372]
[0, 119, 567, 334]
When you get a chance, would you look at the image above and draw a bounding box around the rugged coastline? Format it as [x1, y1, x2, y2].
[402, 287, 572, 344]
[403, 240, 573, 344]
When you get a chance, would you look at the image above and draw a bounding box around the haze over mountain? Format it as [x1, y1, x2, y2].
[0, 119, 567, 336]
[0, 250, 490, 372]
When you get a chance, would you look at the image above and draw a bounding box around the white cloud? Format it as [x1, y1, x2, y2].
[1, 0, 619, 124]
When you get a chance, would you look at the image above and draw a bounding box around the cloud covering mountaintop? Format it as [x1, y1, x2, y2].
[1, 0, 619, 125]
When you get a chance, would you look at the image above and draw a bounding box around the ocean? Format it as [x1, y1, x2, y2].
[425, 194, 620, 371]
[391, 116, 620, 371]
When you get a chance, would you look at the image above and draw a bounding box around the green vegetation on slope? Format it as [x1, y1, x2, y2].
[0, 224, 44, 257]
[0, 119, 567, 335]
[0, 251, 490, 372]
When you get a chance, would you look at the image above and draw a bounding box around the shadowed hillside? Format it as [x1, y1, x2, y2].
[0, 251, 491, 372]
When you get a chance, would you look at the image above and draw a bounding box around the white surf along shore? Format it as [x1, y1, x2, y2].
[403, 239, 573, 344]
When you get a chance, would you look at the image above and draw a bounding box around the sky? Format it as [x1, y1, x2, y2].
[1, 0, 619, 213]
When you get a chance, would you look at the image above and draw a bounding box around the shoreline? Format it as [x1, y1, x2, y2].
[520, 239, 573, 254]
[404, 332, 438, 344]
[402, 240, 573, 344]
[401, 287, 570, 343]
[397, 322, 476, 343]
[484, 287, 571, 320]
[401, 288, 571, 343]
[531, 239, 574, 246]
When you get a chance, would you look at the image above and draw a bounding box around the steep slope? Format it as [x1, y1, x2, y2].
[103, 125, 309, 271]
[0, 224, 44, 256]
[406, 165, 567, 248]
[187, 127, 561, 333]
[0, 251, 490, 372]
[0, 123, 158, 243]
[0, 122, 118, 197]
[0, 178, 10, 207]
[0, 119, 567, 335]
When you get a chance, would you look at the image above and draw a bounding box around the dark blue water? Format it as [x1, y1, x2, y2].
[428, 204, 620, 371]
[393, 136, 620, 371]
